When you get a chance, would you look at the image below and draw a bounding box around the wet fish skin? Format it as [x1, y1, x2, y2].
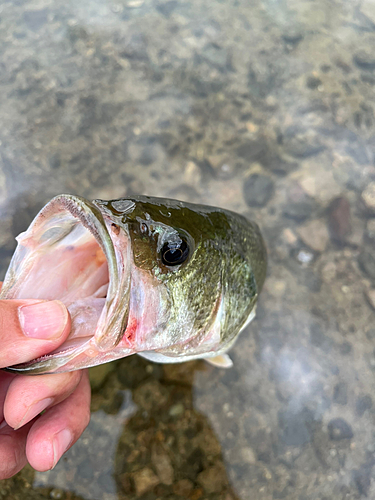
[98, 197, 266, 350]
[1, 195, 267, 374]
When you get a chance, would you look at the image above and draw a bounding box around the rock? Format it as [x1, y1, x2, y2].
[282, 228, 298, 245]
[236, 139, 268, 162]
[207, 155, 238, 180]
[156, 0, 178, 18]
[240, 447, 257, 464]
[283, 183, 317, 221]
[328, 197, 352, 244]
[197, 463, 227, 494]
[297, 219, 329, 252]
[359, 246, 375, 281]
[173, 479, 194, 496]
[306, 75, 322, 89]
[361, 182, 375, 214]
[263, 156, 298, 176]
[200, 43, 229, 70]
[243, 174, 274, 207]
[169, 403, 184, 417]
[282, 30, 303, 45]
[365, 289, 375, 311]
[132, 467, 160, 496]
[353, 50, 375, 70]
[356, 395, 373, 417]
[327, 418, 353, 440]
[333, 382, 348, 405]
[151, 443, 174, 485]
[283, 126, 325, 158]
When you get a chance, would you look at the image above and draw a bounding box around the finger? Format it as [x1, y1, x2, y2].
[26, 370, 91, 471]
[0, 421, 33, 479]
[0, 300, 70, 368]
[4, 370, 83, 430]
[0, 372, 15, 423]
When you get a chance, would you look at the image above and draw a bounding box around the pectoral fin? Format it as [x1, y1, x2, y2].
[205, 354, 233, 369]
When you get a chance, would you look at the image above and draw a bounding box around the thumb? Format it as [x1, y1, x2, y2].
[0, 300, 71, 369]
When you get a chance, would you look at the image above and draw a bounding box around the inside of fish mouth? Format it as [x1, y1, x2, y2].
[8, 204, 124, 360]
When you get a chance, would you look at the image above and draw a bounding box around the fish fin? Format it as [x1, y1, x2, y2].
[205, 354, 233, 369]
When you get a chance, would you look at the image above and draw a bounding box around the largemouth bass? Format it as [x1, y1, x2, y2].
[0, 195, 267, 374]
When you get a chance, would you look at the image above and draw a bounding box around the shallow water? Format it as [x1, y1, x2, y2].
[1, 0, 375, 498]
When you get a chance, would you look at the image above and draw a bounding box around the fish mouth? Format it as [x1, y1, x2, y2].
[1, 195, 131, 374]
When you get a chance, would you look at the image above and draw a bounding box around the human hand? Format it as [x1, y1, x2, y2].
[0, 297, 91, 479]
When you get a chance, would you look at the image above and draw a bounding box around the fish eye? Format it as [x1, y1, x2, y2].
[161, 238, 189, 266]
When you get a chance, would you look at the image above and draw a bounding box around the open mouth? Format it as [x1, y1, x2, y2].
[1, 195, 131, 372]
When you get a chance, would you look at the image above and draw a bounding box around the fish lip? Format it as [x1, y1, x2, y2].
[2, 194, 132, 374]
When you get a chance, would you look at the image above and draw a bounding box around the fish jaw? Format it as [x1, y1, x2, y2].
[0, 195, 135, 374]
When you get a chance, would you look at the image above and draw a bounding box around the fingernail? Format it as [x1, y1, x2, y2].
[0, 419, 8, 431]
[52, 429, 73, 469]
[19, 301, 68, 339]
[14, 397, 53, 430]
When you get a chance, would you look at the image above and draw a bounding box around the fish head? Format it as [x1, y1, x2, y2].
[1, 195, 267, 374]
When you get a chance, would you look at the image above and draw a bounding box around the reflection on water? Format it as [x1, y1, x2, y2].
[1, 0, 375, 498]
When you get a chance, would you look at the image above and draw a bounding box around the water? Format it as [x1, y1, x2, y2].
[1, 0, 375, 498]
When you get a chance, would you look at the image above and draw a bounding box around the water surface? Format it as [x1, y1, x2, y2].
[1, 0, 375, 498]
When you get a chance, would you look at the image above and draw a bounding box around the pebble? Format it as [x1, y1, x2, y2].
[132, 467, 160, 496]
[236, 139, 267, 162]
[50, 490, 63, 499]
[240, 446, 257, 464]
[327, 418, 353, 440]
[169, 402, 184, 417]
[306, 75, 323, 89]
[366, 219, 375, 243]
[283, 127, 325, 158]
[197, 463, 227, 494]
[243, 174, 274, 207]
[283, 183, 317, 221]
[282, 29, 303, 45]
[328, 197, 351, 244]
[321, 261, 337, 283]
[365, 288, 375, 310]
[361, 182, 375, 213]
[173, 479, 194, 496]
[333, 382, 348, 405]
[353, 50, 375, 70]
[282, 228, 298, 245]
[126, 0, 144, 7]
[358, 246, 375, 281]
[355, 395, 373, 417]
[151, 443, 174, 485]
[297, 219, 329, 252]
